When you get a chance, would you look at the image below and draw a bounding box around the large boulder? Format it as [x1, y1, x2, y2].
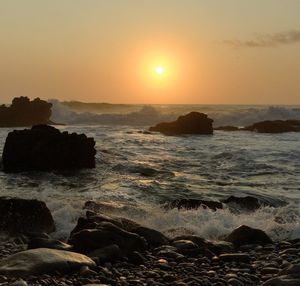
[0, 248, 95, 277]
[149, 112, 213, 135]
[71, 212, 168, 249]
[0, 197, 55, 235]
[244, 120, 300, 133]
[69, 222, 147, 255]
[2, 125, 96, 172]
[224, 225, 272, 247]
[0, 96, 53, 127]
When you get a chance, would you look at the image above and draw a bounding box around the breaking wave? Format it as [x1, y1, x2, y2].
[50, 100, 300, 127]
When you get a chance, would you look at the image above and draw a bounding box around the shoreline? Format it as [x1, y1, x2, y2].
[0, 199, 299, 285]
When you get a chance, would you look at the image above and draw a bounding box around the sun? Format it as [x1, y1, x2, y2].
[155, 66, 165, 75]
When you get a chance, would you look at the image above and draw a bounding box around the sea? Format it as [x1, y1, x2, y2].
[0, 102, 300, 241]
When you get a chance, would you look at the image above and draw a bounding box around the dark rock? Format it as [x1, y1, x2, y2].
[70, 213, 139, 237]
[261, 277, 300, 286]
[224, 225, 272, 247]
[27, 238, 72, 251]
[71, 210, 166, 248]
[222, 196, 261, 212]
[0, 97, 53, 127]
[69, 222, 147, 255]
[127, 251, 146, 265]
[0, 248, 95, 277]
[244, 120, 300, 133]
[279, 264, 300, 277]
[88, 244, 121, 262]
[0, 197, 55, 235]
[167, 198, 223, 211]
[129, 226, 169, 248]
[2, 125, 96, 172]
[149, 112, 213, 135]
[214, 126, 240, 131]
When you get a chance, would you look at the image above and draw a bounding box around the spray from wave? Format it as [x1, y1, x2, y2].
[50, 100, 300, 127]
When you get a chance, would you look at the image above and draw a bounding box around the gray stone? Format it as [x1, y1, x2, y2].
[0, 248, 95, 277]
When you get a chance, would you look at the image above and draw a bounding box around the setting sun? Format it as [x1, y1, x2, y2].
[155, 66, 165, 75]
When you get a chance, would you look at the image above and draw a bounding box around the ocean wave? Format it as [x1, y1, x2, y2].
[50, 100, 300, 127]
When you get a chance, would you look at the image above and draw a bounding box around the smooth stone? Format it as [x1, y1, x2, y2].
[0, 248, 96, 277]
[11, 280, 28, 286]
[157, 249, 185, 260]
[261, 267, 280, 275]
[172, 240, 199, 250]
[219, 253, 251, 263]
[225, 225, 272, 247]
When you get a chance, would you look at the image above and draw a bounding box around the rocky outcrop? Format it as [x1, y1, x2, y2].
[167, 198, 223, 211]
[0, 97, 53, 127]
[0, 197, 55, 235]
[2, 125, 96, 172]
[149, 112, 213, 135]
[224, 225, 272, 247]
[244, 120, 300, 133]
[0, 248, 95, 277]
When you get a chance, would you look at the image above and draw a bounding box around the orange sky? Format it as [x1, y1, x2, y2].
[0, 1, 300, 104]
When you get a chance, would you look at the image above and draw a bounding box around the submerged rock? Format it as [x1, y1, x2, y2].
[2, 125, 96, 172]
[167, 198, 223, 211]
[244, 120, 300, 133]
[0, 96, 53, 127]
[225, 225, 272, 247]
[0, 197, 55, 235]
[149, 112, 213, 135]
[0, 248, 95, 277]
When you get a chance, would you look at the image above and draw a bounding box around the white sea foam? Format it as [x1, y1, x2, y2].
[50, 100, 300, 127]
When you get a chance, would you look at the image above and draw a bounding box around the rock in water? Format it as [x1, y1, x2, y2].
[0, 197, 55, 235]
[2, 125, 96, 172]
[225, 225, 272, 247]
[222, 196, 261, 212]
[149, 112, 213, 135]
[0, 248, 95, 277]
[244, 120, 300, 133]
[167, 199, 223, 211]
[0, 96, 53, 127]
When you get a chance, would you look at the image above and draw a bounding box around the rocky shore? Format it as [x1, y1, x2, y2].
[0, 198, 299, 286]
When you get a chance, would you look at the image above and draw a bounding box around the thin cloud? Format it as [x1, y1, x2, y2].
[225, 30, 300, 48]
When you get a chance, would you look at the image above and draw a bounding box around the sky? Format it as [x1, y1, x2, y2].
[0, 0, 300, 104]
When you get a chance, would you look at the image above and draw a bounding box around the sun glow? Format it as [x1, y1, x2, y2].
[155, 66, 165, 75]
